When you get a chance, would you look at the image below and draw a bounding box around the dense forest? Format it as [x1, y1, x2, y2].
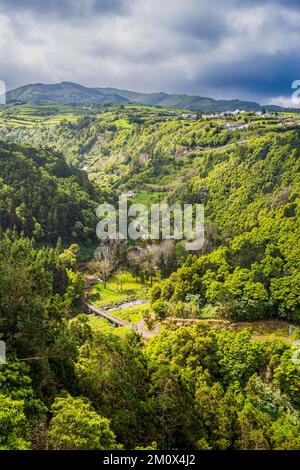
[1, 234, 300, 450]
[0, 104, 299, 450]
[150, 131, 300, 322]
[0, 140, 100, 245]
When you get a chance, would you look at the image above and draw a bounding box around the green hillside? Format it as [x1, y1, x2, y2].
[0, 140, 100, 245]
[7, 81, 289, 112]
[150, 131, 300, 322]
[7, 82, 128, 105]
[0, 103, 300, 451]
[2, 104, 299, 321]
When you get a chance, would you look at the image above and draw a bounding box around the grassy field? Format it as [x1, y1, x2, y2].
[108, 303, 150, 323]
[87, 315, 115, 334]
[86, 315, 132, 338]
[113, 118, 133, 129]
[89, 271, 149, 308]
[113, 325, 132, 338]
[131, 190, 167, 207]
[0, 103, 81, 128]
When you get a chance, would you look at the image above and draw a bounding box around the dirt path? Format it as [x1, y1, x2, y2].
[132, 319, 159, 339]
[196, 139, 249, 153]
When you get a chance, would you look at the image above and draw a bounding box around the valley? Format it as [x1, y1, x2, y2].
[0, 99, 300, 450]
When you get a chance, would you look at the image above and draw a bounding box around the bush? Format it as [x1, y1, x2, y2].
[167, 301, 200, 319]
[221, 298, 278, 322]
[152, 299, 168, 319]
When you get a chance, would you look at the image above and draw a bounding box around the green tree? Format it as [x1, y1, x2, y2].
[76, 332, 149, 447]
[49, 395, 120, 450]
[0, 394, 30, 450]
[274, 349, 300, 406]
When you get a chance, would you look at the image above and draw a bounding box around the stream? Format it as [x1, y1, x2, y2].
[106, 298, 148, 313]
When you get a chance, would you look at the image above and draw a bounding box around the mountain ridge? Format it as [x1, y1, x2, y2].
[6, 81, 294, 112]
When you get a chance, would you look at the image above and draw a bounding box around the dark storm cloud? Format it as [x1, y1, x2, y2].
[0, 0, 299, 104]
[277, 0, 300, 6]
[196, 51, 300, 101]
[233, 0, 298, 5]
[0, 0, 127, 18]
[165, 6, 231, 44]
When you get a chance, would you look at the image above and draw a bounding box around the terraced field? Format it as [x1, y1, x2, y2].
[0, 103, 80, 129]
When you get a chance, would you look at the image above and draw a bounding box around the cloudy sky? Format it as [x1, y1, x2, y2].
[0, 0, 299, 105]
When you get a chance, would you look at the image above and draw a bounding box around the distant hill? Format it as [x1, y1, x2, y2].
[7, 82, 128, 106]
[7, 81, 289, 112]
[97, 86, 266, 112]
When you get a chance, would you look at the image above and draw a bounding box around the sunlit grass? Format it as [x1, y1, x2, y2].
[0, 104, 81, 129]
[87, 314, 132, 338]
[90, 271, 148, 307]
[113, 326, 132, 338]
[108, 303, 150, 323]
[87, 315, 114, 334]
[45, 114, 78, 124]
[113, 118, 133, 129]
[131, 190, 166, 208]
